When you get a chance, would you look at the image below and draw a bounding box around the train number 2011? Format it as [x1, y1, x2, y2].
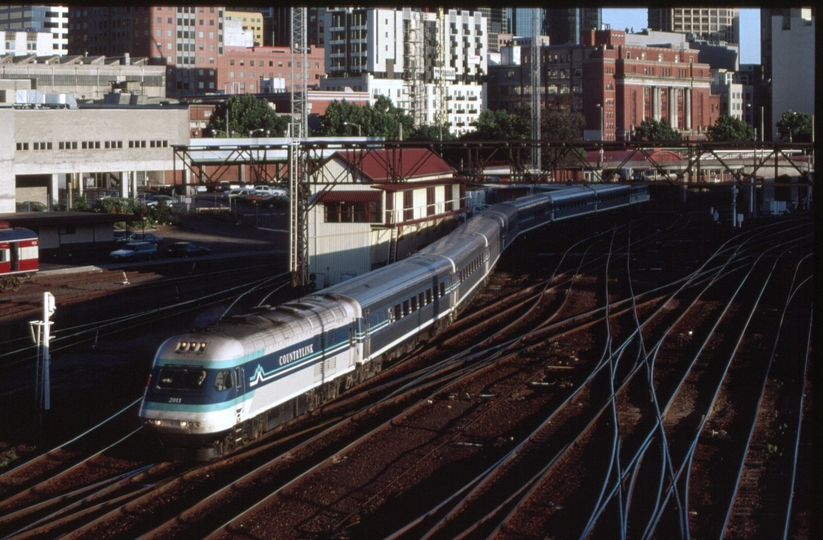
[168, 397, 182, 403]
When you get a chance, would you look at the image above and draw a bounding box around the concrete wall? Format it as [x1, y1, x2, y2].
[0, 106, 191, 212]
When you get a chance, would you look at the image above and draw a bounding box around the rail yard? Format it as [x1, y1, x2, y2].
[0, 185, 812, 539]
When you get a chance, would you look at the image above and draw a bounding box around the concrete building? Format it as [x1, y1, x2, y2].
[487, 29, 720, 140]
[582, 30, 720, 141]
[68, 6, 224, 97]
[309, 148, 465, 286]
[219, 45, 326, 95]
[224, 10, 264, 47]
[323, 7, 487, 136]
[648, 8, 739, 45]
[0, 104, 190, 213]
[762, 8, 814, 141]
[711, 69, 751, 124]
[0, 4, 68, 56]
[0, 53, 166, 101]
[508, 8, 601, 45]
[0, 30, 55, 57]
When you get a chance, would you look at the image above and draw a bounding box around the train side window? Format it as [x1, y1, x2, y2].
[403, 299, 410, 316]
[392, 305, 401, 321]
[214, 369, 232, 391]
[426, 289, 432, 304]
[440, 282, 446, 297]
[419, 292, 425, 306]
[411, 296, 418, 312]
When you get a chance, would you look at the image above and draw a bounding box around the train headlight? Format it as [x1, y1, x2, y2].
[180, 421, 187, 428]
[152, 420, 162, 426]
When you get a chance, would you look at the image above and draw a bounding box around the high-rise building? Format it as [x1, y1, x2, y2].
[508, 8, 600, 45]
[544, 8, 601, 46]
[648, 8, 739, 44]
[322, 7, 487, 136]
[477, 7, 507, 52]
[508, 8, 538, 38]
[270, 7, 325, 48]
[760, 8, 814, 141]
[68, 6, 224, 96]
[0, 4, 68, 55]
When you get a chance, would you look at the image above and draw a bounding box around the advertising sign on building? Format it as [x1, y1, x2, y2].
[434, 67, 456, 81]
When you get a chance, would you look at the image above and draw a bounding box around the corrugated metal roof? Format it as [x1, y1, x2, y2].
[330, 148, 456, 183]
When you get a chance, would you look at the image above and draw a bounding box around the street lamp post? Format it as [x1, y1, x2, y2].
[249, 128, 270, 137]
[343, 121, 361, 136]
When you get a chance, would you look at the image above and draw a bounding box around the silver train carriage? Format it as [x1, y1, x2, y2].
[139, 183, 648, 459]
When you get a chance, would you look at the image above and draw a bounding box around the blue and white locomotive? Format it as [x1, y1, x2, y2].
[139, 184, 649, 459]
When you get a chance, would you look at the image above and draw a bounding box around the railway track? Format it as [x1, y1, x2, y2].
[0, 191, 811, 539]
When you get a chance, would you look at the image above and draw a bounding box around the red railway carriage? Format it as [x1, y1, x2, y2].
[0, 227, 39, 291]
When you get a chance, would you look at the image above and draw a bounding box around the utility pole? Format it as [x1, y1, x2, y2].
[530, 9, 541, 179]
[31, 292, 56, 423]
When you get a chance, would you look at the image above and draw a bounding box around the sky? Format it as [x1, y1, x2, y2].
[601, 8, 760, 65]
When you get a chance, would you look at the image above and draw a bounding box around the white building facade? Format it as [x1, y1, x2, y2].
[0, 5, 68, 56]
[322, 7, 487, 137]
[0, 30, 54, 56]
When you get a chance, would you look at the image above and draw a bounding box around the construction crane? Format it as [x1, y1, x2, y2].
[436, 8, 447, 140]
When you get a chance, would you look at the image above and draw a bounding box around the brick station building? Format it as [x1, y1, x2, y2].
[582, 29, 721, 141]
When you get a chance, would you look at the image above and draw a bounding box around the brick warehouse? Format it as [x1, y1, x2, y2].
[582, 29, 720, 141]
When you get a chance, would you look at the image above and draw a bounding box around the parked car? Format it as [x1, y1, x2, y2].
[163, 242, 211, 258]
[128, 232, 164, 244]
[114, 230, 129, 243]
[146, 195, 175, 206]
[109, 242, 158, 259]
[253, 185, 288, 198]
[225, 188, 253, 201]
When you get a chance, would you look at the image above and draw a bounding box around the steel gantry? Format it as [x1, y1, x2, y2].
[172, 138, 813, 287]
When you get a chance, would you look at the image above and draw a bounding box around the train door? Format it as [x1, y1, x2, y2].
[0, 243, 9, 274]
[10, 241, 20, 272]
[362, 310, 370, 360]
[234, 367, 245, 423]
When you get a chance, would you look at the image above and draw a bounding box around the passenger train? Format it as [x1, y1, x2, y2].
[0, 227, 39, 292]
[139, 184, 649, 459]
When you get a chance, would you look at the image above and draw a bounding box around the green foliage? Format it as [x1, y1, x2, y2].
[466, 109, 530, 140]
[317, 95, 413, 139]
[71, 194, 90, 212]
[776, 110, 813, 142]
[206, 95, 290, 137]
[634, 117, 682, 142]
[407, 123, 456, 141]
[96, 197, 172, 228]
[706, 115, 756, 142]
[542, 109, 586, 141]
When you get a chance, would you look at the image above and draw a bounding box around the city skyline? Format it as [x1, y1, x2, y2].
[602, 8, 761, 65]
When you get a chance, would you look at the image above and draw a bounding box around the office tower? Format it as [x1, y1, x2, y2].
[648, 8, 739, 44]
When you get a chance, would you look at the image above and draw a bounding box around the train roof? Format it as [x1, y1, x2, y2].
[0, 227, 38, 241]
[323, 254, 452, 308]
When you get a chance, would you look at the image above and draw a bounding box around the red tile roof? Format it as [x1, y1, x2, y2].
[330, 148, 456, 183]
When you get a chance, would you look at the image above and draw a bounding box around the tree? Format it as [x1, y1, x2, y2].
[465, 109, 530, 140]
[317, 95, 412, 139]
[706, 115, 756, 142]
[206, 95, 290, 137]
[542, 109, 586, 141]
[776, 110, 813, 142]
[407, 123, 456, 141]
[634, 118, 682, 142]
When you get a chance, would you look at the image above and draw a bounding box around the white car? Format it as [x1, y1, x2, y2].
[110, 241, 158, 259]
